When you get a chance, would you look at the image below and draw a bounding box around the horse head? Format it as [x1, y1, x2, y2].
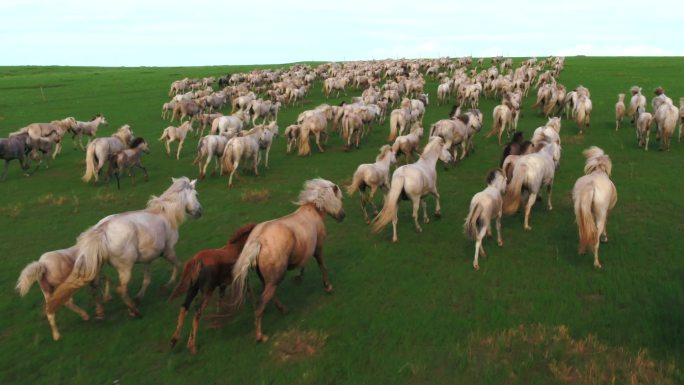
[297, 178, 345, 222]
[173, 177, 203, 219]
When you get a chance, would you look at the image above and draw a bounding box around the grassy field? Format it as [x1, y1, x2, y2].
[0, 57, 683, 384]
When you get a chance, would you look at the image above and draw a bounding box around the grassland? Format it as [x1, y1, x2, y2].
[0, 57, 683, 384]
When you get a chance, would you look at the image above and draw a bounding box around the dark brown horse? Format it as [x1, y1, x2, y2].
[169, 223, 256, 353]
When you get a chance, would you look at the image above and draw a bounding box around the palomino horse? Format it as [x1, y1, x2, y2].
[16, 247, 111, 341]
[231, 178, 345, 342]
[221, 130, 261, 188]
[47, 177, 203, 318]
[107, 137, 150, 189]
[347, 145, 397, 223]
[464, 169, 507, 270]
[251, 121, 278, 168]
[159, 121, 193, 160]
[82, 125, 133, 182]
[298, 111, 329, 156]
[9, 117, 77, 159]
[636, 106, 654, 150]
[71, 114, 108, 150]
[194, 135, 229, 179]
[371, 136, 453, 242]
[169, 223, 256, 353]
[392, 124, 423, 164]
[573, 147, 617, 268]
[503, 133, 561, 230]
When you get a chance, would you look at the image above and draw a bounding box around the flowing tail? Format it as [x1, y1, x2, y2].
[81, 142, 97, 182]
[463, 203, 484, 240]
[16, 261, 46, 297]
[503, 163, 526, 215]
[169, 258, 202, 300]
[429, 123, 437, 137]
[575, 104, 586, 128]
[486, 109, 502, 138]
[222, 142, 235, 174]
[298, 125, 311, 156]
[388, 114, 399, 141]
[158, 128, 169, 141]
[230, 241, 261, 307]
[8, 126, 29, 138]
[370, 175, 404, 233]
[46, 227, 108, 313]
[192, 138, 206, 165]
[574, 185, 596, 254]
[346, 172, 364, 196]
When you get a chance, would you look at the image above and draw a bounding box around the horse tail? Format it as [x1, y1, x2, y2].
[16, 261, 46, 297]
[429, 123, 438, 137]
[46, 227, 108, 313]
[576, 103, 586, 127]
[346, 172, 362, 196]
[503, 163, 526, 215]
[230, 240, 261, 307]
[82, 142, 97, 182]
[8, 127, 28, 138]
[487, 108, 501, 138]
[371, 175, 404, 233]
[388, 113, 399, 141]
[222, 142, 235, 173]
[298, 125, 311, 156]
[463, 203, 484, 240]
[192, 138, 205, 165]
[169, 258, 202, 300]
[575, 185, 597, 254]
[158, 128, 169, 141]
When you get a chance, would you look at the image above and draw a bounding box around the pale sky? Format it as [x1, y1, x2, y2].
[1, 0, 683, 66]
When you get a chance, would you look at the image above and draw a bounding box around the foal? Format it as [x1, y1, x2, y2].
[107, 137, 150, 189]
[169, 223, 256, 353]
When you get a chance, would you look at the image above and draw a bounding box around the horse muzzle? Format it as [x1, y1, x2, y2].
[335, 209, 346, 222]
[192, 207, 203, 219]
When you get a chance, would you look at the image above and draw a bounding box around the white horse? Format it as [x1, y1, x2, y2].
[347, 145, 397, 223]
[628, 86, 647, 124]
[284, 124, 300, 154]
[210, 115, 245, 139]
[47, 177, 203, 318]
[464, 169, 507, 270]
[71, 114, 108, 150]
[655, 101, 678, 151]
[193, 135, 229, 179]
[636, 106, 653, 150]
[221, 131, 261, 188]
[9, 117, 77, 159]
[573, 147, 617, 269]
[392, 124, 423, 164]
[298, 112, 328, 156]
[371, 137, 453, 242]
[159, 121, 193, 160]
[574, 95, 592, 134]
[388, 107, 413, 141]
[82, 125, 133, 183]
[503, 133, 561, 230]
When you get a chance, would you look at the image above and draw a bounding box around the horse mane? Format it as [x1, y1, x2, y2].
[511, 131, 524, 143]
[228, 223, 257, 244]
[145, 178, 192, 228]
[631, 86, 641, 95]
[583, 146, 612, 176]
[485, 168, 503, 185]
[90, 114, 101, 121]
[654, 86, 664, 96]
[295, 178, 335, 209]
[421, 136, 443, 158]
[448, 104, 460, 117]
[376, 145, 393, 161]
[520, 140, 533, 154]
[456, 114, 470, 125]
[129, 137, 146, 148]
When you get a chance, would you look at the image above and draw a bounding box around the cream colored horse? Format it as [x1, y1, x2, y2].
[628, 86, 646, 124]
[82, 125, 133, 183]
[573, 147, 617, 269]
[636, 106, 653, 150]
[430, 116, 470, 161]
[47, 177, 203, 318]
[655, 101, 678, 151]
[388, 107, 413, 141]
[16, 246, 111, 341]
[615, 94, 625, 130]
[221, 130, 261, 188]
[574, 95, 592, 134]
[193, 134, 229, 179]
[464, 169, 507, 271]
[71, 115, 108, 150]
[160, 121, 193, 160]
[347, 145, 397, 223]
[231, 178, 345, 342]
[503, 134, 561, 230]
[298, 112, 328, 156]
[391, 124, 423, 164]
[9, 117, 77, 159]
[371, 137, 453, 242]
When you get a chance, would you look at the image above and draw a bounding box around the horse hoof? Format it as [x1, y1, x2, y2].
[524, 226, 532, 231]
[81, 314, 90, 321]
[257, 334, 269, 343]
[473, 264, 480, 271]
[52, 333, 61, 341]
[170, 338, 178, 348]
[434, 211, 442, 219]
[128, 308, 141, 318]
[324, 284, 334, 293]
[594, 263, 602, 269]
[497, 240, 504, 247]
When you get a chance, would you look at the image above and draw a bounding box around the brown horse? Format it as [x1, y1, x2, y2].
[169, 223, 256, 353]
[231, 178, 345, 342]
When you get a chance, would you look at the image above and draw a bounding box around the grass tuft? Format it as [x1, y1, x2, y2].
[241, 188, 271, 203]
[270, 329, 328, 363]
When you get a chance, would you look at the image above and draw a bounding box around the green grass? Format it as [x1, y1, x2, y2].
[1, 57, 683, 384]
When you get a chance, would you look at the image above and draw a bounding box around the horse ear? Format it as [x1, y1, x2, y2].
[190, 179, 197, 187]
[171, 177, 178, 183]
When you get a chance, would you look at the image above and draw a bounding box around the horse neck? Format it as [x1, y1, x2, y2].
[146, 199, 186, 230]
[417, 145, 440, 168]
[113, 131, 128, 145]
[297, 203, 326, 221]
[376, 152, 392, 169]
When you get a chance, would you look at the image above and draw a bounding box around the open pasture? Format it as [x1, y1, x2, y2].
[1, 57, 683, 384]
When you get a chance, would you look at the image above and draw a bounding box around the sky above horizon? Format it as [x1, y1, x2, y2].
[1, 0, 683, 67]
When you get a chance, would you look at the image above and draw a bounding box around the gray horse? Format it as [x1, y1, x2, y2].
[0, 133, 30, 180]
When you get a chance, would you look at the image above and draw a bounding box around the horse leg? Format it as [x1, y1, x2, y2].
[273, 296, 289, 315]
[170, 282, 199, 348]
[52, 142, 62, 159]
[460, 142, 467, 160]
[162, 249, 181, 289]
[164, 140, 171, 157]
[64, 298, 90, 321]
[176, 140, 184, 160]
[496, 211, 504, 246]
[359, 191, 370, 224]
[188, 294, 211, 354]
[523, 192, 537, 231]
[45, 309, 61, 341]
[115, 269, 140, 317]
[368, 185, 380, 216]
[229, 168, 236, 188]
[265, 144, 271, 168]
[315, 132, 325, 153]
[135, 263, 151, 300]
[546, 182, 554, 210]
[314, 247, 334, 293]
[255, 283, 278, 342]
[421, 198, 429, 224]
[392, 206, 399, 243]
[89, 276, 106, 319]
[411, 196, 422, 233]
[433, 188, 442, 218]
[473, 226, 488, 271]
[1, 160, 8, 180]
[594, 211, 607, 269]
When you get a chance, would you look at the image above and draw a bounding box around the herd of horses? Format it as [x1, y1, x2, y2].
[9, 56, 680, 353]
